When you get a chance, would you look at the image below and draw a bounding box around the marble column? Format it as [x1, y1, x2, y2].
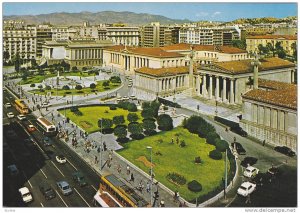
[230, 78, 234, 104]
[209, 75, 213, 99]
[215, 76, 219, 100]
[202, 74, 207, 97]
[222, 77, 227, 102]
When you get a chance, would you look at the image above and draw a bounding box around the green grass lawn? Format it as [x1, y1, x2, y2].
[28, 80, 121, 96]
[118, 127, 229, 202]
[59, 106, 142, 133]
[19, 71, 95, 85]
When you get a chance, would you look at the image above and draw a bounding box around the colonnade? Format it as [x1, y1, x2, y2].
[72, 49, 103, 60]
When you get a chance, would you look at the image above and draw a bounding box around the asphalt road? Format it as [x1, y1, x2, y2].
[3, 89, 101, 207]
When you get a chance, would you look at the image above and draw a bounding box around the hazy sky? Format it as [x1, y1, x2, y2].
[3, 2, 297, 22]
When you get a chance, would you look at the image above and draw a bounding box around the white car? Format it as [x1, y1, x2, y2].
[237, 181, 256, 197]
[130, 95, 137, 100]
[122, 96, 129, 101]
[56, 155, 67, 164]
[41, 103, 50, 108]
[17, 114, 26, 121]
[5, 103, 11, 108]
[19, 187, 33, 203]
[243, 166, 259, 178]
[7, 112, 14, 118]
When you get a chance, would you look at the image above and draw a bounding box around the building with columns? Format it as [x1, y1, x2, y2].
[134, 66, 191, 100]
[195, 57, 295, 105]
[41, 39, 113, 68]
[103, 45, 185, 75]
[240, 79, 297, 151]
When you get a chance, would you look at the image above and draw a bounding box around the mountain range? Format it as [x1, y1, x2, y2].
[3, 11, 191, 26]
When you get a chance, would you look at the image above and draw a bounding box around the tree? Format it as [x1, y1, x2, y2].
[82, 67, 88, 71]
[157, 114, 173, 131]
[90, 83, 96, 89]
[232, 39, 246, 50]
[98, 118, 113, 131]
[127, 102, 137, 112]
[141, 108, 155, 119]
[114, 126, 127, 140]
[128, 123, 143, 136]
[127, 113, 139, 123]
[45, 85, 52, 90]
[75, 84, 83, 90]
[143, 119, 156, 135]
[206, 132, 220, 146]
[62, 85, 70, 90]
[14, 53, 21, 73]
[291, 42, 297, 59]
[215, 139, 229, 152]
[72, 66, 78, 72]
[109, 76, 121, 83]
[113, 115, 125, 126]
[266, 42, 275, 56]
[102, 81, 110, 87]
[3, 51, 10, 63]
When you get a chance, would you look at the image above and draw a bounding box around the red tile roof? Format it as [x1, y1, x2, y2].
[243, 79, 297, 110]
[246, 35, 297, 40]
[135, 66, 189, 77]
[104, 45, 184, 58]
[209, 57, 295, 74]
[162, 43, 247, 54]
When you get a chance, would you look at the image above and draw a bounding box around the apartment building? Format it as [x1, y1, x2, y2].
[3, 25, 37, 61]
[140, 22, 178, 47]
[246, 35, 297, 55]
[51, 26, 78, 41]
[36, 25, 53, 58]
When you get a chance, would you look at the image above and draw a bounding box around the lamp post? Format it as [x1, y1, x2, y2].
[146, 146, 153, 207]
[100, 119, 103, 171]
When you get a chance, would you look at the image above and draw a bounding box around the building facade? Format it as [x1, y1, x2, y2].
[240, 80, 297, 151]
[246, 35, 297, 56]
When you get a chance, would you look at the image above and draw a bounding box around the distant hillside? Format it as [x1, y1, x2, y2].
[226, 16, 297, 25]
[3, 11, 191, 26]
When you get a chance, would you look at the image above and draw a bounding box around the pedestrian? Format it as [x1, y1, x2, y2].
[97, 147, 101, 153]
[117, 164, 121, 173]
[160, 200, 165, 207]
[138, 181, 143, 193]
[130, 173, 135, 182]
[109, 153, 112, 162]
[245, 194, 251, 204]
[174, 191, 179, 202]
[263, 140, 266, 146]
[176, 136, 179, 144]
[94, 156, 98, 164]
[171, 138, 174, 144]
[126, 165, 130, 175]
[146, 181, 150, 193]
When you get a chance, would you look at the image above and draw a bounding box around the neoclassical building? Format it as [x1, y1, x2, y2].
[240, 79, 297, 151]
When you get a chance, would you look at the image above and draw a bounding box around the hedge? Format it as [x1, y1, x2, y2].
[158, 97, 181, 108]
[209, 149, 222, 160]
[188, 180, 202, 192]
[215, 139, 229, 152]
[206, 132, 220, 146]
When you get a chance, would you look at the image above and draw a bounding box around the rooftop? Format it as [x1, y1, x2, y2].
[162, 43, 248, 54]
[243, 80, 297, 110]
[205, 57, 295, 74]
[246, 35, 297, 40]
[104, 45, 184, 58]
[136, 66, 189, 77]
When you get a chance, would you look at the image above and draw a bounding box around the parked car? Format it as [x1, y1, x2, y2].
[19, 187, 33, 203]
[122, 96, 129, 101]
[39, 182, 56, 200]
[274, 146, 296, 157]
[27, 124, 36, 132]
[231, 142, 246, 155]
[43, 137, 53, 146]
[41, 102, 51, 108]
[57, 181, 72, 196]
[7, 112, 15, 118]
[230, 126, 248, 137]
[17, 114, 26, 121]
[237, 181, 256, 197]
[130, 95, 137, 100]
[241, 157, 258, 168]
[244, 166, 259, 178]
[56, 155, 67, 164]
[128, 83, 133, 87]
[5, 103, 11, 108]
[8, 164, 19, 176]
[72, 171, 87, 187]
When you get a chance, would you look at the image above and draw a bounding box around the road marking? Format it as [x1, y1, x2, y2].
[55, 190, 68, 207]
[40, 168, 48, 179]
[40, 202, 44, 207]
[22, 171, 33, 188]
[74, 188, 91, 207]
[91, 185, 97, 192]
[51, 161, 65, 177]
[68, 159, 78, 171]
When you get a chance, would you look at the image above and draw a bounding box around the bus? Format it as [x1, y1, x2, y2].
[15, 99, 29, 114]
[93, 174, 149, 207]
[36, 116, 57, 136]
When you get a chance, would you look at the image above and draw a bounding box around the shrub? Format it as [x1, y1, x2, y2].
[157, 114, 173, 131]
[215, 139, 229, 152]
[163, 106, 168, 110]
[102, 81, 110, 87]
[38, 84, 43, 89]
[180, 140, 186, 147]
[77, 91, 84, 93]
[166, 173, 186, 185]
[128, 123, 143, 136]
[184, 115, 215, 137]
[143, 119, 156, 135]
[75, 84, 83, 90]
[109, 76, 121, 83]
[188, 180, 202, 192]
[127, 113, 139, 123]
[113, 115, 125, 126]
[70, 106, 79, 112]
[114, 126, 127, 141]
[209, 149, 223, 160]
[109, 105, 117, 110]
[62, 85, 70, 90]
[206, 132, 220, 146]
[90, 83, 96, 89]
[98, 118, 113, 131]
[39, 89, 45, 92]
[45, 85, 51, 90]
[30, 83, 35, 87]
[127, 103, 137, 112]
[65, 91, 71, 94]
[194, 157, 202, 164]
